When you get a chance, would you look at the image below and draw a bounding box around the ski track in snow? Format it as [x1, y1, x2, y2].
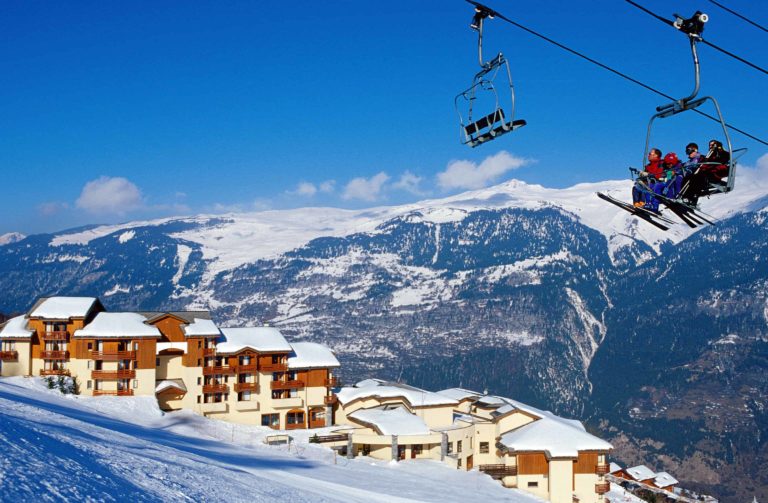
[0, 377, 541, 503]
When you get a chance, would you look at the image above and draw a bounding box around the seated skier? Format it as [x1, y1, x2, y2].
[633, 148, 663, 209]
[680, 139, 730, 206]
[652, 152, 685, 202]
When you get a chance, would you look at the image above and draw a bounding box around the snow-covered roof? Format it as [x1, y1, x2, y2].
[609, 462, 622, 474]
[217, 327, 291, 354]
[626, 465, 656, 481]
[155, 380, 187, 394]
[349, 406, 432, 436]
[157, 342, 187, 354]
[436, 387, 483, 401]
[337, 380, 458, 408]
[288, 342, 340, 369]
[183, 318, 221, 337]
[74, 313, 161, 338]
[29, 297, 98, 319]
[653, 472, 678, 487]
[499, 414, 612, 458]
[0, 316, 34, 339]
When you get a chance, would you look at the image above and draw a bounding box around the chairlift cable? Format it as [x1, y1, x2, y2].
[624, 0, 768, 76]
[707, 0, 768, 34]
[464, 1, 768, 146]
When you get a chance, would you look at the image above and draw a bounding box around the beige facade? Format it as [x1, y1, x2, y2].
[0, 297, 340, 432]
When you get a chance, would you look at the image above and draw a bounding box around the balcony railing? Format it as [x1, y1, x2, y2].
[93, 389, 134, 396]
[324, 377, 340, 387]
[202, 384, 229, 394]
[285, 422, 306, 430]
[234, 364, 258, 373]
[91, 369, 136, 380]
[41, 331, 68, 341]
[596, 463, 610, 475]
[91, 351, 136, 361]
[203, 347, 216, 356]
[323, 395, 338, 405]
[479, 464, 517, 479]
[270, 380, 304, 390]
[0, 350, 18, 361]
[40, 369, 70, 376]
[202, 366, 236, 375]
[595, 482, 610, 494]
[234, 382, 259, 392]
[40, 350, 70, 360]
[261, 362, 288, 372]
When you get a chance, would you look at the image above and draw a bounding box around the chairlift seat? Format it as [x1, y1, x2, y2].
[467, 119, 526, 148]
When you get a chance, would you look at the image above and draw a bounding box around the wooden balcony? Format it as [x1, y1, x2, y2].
[261, 362, 288, 372]
[270, 380, 304, 390]
[91, 369, 136, 380]
[202, 347, 216, 356]
[40, 350, 70, 360]
[310, 433, 349, 443]
[91, 351, 136, 361]
[324, 395, 338, 405]
[479, 464, 517, 479]
[324, 377, 340, 387]
[234, 364, 258, 373]
[234, 382, 259, 392]
[202, 383, 229, 394]
[596, 463, 610, 475]
[93, 389, 134, 396]
[0, 350, 18, 361]
[285, 422, 306, 430]
[41, 331, 68, 341]
[202, 366, 236, 375]
[595, 482, 610, 494]
[40, 369, 70, 376]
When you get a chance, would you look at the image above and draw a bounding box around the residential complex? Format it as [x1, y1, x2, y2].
[1, 295, 615, 503]
[0, 296, 340, 429]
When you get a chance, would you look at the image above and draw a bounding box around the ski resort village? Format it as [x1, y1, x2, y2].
[0, 295, 709, 503]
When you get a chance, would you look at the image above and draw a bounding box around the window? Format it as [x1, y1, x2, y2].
[87, 342, 93, 350]
[239, 391, 251, 402]
[362, 444, 371, 456]
[457, 440, 462, 453]
[133, 342, 139, 351]
[87, 380, 92, 389]
[286, 411, 305, 426]
[87, 361, 92, 369]
[527, 482, 538, 488]
[289, 388, 298, 398]
[261, 414, 279, 428]
[479, 442, 489, 454]
[197, 359, 202, 366]
[412, 445, 423, 456]
[447, 442, 453, 454]
[197, 377, 202, 385]
[198, 340, 202, 348]
[133, 380, 139, 389]
[457, 458, 462, 468]
[197, 395, 201, 404]
[156, 358, 160, 366]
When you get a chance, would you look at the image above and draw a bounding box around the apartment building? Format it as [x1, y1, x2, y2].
[0, 296, 340, 430]
[331, 379, 612, 503]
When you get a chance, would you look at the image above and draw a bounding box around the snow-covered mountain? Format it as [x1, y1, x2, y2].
[1, 177, 768, 500]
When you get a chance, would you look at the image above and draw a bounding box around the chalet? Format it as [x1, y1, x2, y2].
[330, 379, 612, 503]
[0, 296, 340, 430]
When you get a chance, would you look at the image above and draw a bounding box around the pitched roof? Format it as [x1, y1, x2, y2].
[436, 388, 483, 401]
[182, 318, 221, 337]
[155, 379, 188, 394]
[74, 313, 161, 338]
[287, 342, 340, 369]
[217, 327, 291, 353]
[653, 472, 678, 487]
[0, 315, 34, 339]
[349, 406, 432, 436]
[140, 311, 212, 324]
[337, 380, 458, 408]
[499, 413, 613, 458]
[28, 297, 99, 319]
[626, 465, 656, 481]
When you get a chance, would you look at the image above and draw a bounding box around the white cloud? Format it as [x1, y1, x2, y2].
[38, 201, 69, 216]
[737, 152, 768, 188]
[342, 172, 390, 201]
[319, 180, 336, 193]
[437, 151, 531, 190]
[75, 177, 143, 215]
[392, 171, 425, 195]
[294, 182, 318, 197]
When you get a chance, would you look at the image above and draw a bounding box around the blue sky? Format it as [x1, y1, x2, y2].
[1, 0, 766, 234]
